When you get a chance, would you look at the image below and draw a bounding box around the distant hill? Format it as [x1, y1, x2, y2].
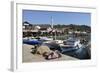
[23, 21, 91, 32]
[53, 24, 91, 33]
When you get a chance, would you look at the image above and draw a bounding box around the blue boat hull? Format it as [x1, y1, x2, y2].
[23, 39, 42, 45]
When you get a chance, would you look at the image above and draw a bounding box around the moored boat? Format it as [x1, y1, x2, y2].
[23, 39, 42, 45]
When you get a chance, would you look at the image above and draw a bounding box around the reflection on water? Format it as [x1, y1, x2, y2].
[62, 47, 90, 59]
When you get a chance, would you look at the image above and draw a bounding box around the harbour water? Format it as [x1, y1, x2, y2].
[62, 47, 90, 59]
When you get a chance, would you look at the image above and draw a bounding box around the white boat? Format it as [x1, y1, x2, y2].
[61, 38, 82, 49]
[40, 37, 53, 41]
[55, 40, 63, 44]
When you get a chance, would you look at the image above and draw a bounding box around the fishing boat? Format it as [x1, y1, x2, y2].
[62, 37, 82, 48]
[60, 38, 90, 59]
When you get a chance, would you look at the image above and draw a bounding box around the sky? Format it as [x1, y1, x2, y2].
[23, 10, 91, 26]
